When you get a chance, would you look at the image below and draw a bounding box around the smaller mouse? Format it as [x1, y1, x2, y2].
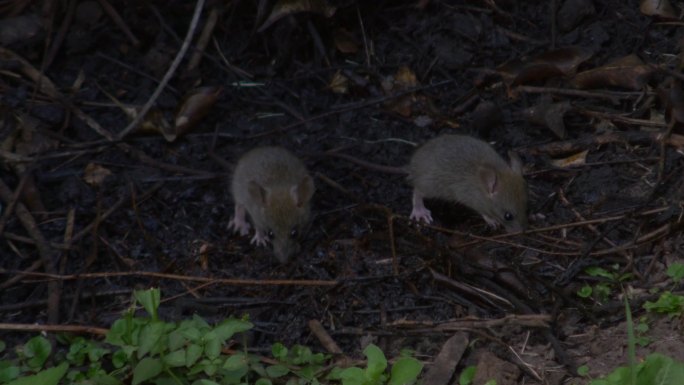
[407, 134, 528, 232]
[229, 146, 315, 263]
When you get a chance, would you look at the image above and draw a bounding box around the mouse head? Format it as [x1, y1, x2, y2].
[248, 175, 315, 263]
[478, 152, 528, 232]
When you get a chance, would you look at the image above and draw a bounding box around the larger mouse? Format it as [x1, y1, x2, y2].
[327, 134, 528, 232]
[229, 146, 315, 262]
[407, 134, 528, 232]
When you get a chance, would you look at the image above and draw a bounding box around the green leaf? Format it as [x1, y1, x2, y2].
[255, 379, 272, 385]
[328, 367, 364, 385]
[111, 349, 129, 369]
[213, 318, 253, 341]
[203, 332, 221, 360]
[0, 362, 20, 382]
[389, 357, 422, 385]
[163, 350, 186, 367]
[6, 362, 68, 385]
[577, 365, 589, 376]
[644, 292, 684, 315]
[23, 336, 51, 369]
[272, 343, 288, 360]
[266, 364, 290, 378]
[459, 366, 477, 385]
[186, 344, 203, 367]
[223, 353, 249, 371]
[90, 374, 123, 385]
[191, 380, 221, 385]
[132, 357, 163, 385]
[577, 286, 592, 298]
[137, 321, 166, 359]
[364, 344, 388, 380]
[667, 263, 684, 283]
[585, 267, 614, 279]
[134, 288, 161, 320]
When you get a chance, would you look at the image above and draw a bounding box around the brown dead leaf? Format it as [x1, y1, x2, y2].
[571, 54, 654, 90]
[173, 86, 223, 142]
[334, 28, 358, 54]
[328, 71, 349, 94]
[551, 150, 588, 167]
[258, 0, 336, 32]
[395, 66, 419, 88]
[497, 46, 593, 86]
[522, 98, 572, 138]
[640, 0, 677, 19]
[381, 66, 420, 117]
[421, 333, 468, 385]
[83, 163, 112, 186]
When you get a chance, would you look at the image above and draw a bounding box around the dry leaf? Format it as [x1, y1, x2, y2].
[258, 0, 336, 32]
[640, 0, 677, 19]
[551, 150, 588, 168]
[571, 54, 654, 90]
[173, 86, 223, 142]
[522, 98, 572, 139]
[83, 163, 112, 186]
[497, 46, 594, 86]
[381, 66, 420, 117]
[328, 71, 349, 94]
[334, 28, 358, 54]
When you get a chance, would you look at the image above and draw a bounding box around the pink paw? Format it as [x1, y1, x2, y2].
[250, 230, 269, 247]
[228, 217, 250, 236]
[410, 207, 433, 224]
[481, 214, 500, 229]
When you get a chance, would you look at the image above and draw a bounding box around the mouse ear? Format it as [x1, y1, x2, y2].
[248, 180, 268, 206]
[508, 151, 523, 175]
[291, 175, 314, 207]
[479, 166, 499, 195]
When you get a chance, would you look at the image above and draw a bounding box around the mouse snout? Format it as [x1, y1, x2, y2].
[505, 217, 527, 233]
[272, 238, 300, 263]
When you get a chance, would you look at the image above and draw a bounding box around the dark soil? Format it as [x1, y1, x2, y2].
[2, 1, 684, 384]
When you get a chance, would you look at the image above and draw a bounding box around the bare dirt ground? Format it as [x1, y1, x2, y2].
[1, 1, 684, 384]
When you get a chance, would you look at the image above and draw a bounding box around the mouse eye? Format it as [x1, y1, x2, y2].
[504, 212, 514, 221]
[267, 230, 274, 238]
[290, 229, 298, 239]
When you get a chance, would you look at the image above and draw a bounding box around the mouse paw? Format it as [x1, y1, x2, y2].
[228, 217, 251, 236]
[410, 207, 433, 224]
[482, 214, 499, 229]
[250, 230, 269, 247]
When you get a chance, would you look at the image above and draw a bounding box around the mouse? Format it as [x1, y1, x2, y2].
[327, 134, 528, 232]
[229, 146, 315, 262]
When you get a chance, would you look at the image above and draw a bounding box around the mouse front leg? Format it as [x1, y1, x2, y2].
[250, 228, 269, 247]
[481, 214, 499, 229]
[228, 204, 251, 236]
[409, 189, 433, 223]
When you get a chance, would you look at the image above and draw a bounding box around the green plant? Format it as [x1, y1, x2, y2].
[458, 365, 476, 385]
[643, 291, 684, 317]
[666, 263, 684, 284]
[0, 289, 424, 385]
[577, 266, 633, 303]
[327, 344, 422, 385]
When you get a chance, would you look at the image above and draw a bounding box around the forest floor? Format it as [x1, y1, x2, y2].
[1, 1, 684, 384]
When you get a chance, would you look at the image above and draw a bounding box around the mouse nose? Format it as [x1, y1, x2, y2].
[273, 241, 300, 263]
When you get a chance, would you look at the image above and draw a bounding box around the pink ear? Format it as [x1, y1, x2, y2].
[508, 151, 523, 175]
[479, 166, 499, 195]
[248, 180, 268, 206]
[290, 175, 314, 207]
